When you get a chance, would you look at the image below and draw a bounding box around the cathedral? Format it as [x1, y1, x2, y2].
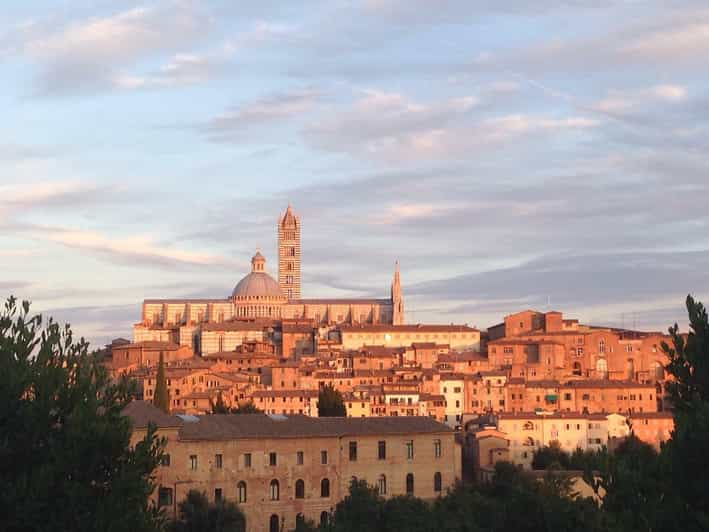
[133, 205, 404, 353]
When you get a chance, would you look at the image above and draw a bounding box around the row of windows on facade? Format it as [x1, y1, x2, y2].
[157, 472, 444, 509]
[162, 440, 443, 472]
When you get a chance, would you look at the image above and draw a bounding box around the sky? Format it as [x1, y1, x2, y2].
[1, 0, 708, 347]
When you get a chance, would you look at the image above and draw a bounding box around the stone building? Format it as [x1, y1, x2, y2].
[125, 401, 459, 532]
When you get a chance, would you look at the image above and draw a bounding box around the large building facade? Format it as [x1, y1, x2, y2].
[126, 402, 459, 532]
[133, 206, 404, 353]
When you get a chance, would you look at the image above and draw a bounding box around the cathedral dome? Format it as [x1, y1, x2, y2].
[232, 271, 282, 298]
[231, 251, 284, 299]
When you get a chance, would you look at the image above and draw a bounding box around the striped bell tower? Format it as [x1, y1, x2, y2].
[278, 205, 301, 300]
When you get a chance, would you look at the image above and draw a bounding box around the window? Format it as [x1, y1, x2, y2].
[434, 472, 442, 492]
[269, 480, 279, 501]
[320, 512, 329, 527]
[321, 478, 330, 498]
[190, 455, 198, 470]
[237, 481, 247, 503]
[214, 488, 222, 502]
[269, 452, 277, 466]
[564, 393, 572, 401]
[582, 394, 590, 401]
[161, 454, 171, 467]
[349, 441, 358, 461]
[296, 451, 304, 465]
[270, 514, 280, 532]
[378, 475, 387, 495]
[158, 487, 173, 507]
[378, 440, 386, 460]
[406, 440, 414, 459]
[596, 358, 608, 379]
[434, 439, 442, 458]
[295, 479, 305, 499]
[406, 473, 414, 495]
[214, 454, 222, 469]
[244, 453, 251, 468]
[321, 450, 328, 465]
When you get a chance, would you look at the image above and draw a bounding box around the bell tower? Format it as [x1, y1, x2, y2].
[391, 261, 404, 325]
[278, 205, 301, 300]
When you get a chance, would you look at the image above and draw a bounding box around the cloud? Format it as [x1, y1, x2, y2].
[594, 84, 688, 113]
[0, 181, 107, 209]
[307, 90, 596, 161]
[203, 87, 320, 139]
[20, 1, 212, 94]
[25, 225, 237, 269]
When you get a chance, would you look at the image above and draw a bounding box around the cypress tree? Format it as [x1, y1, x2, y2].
[153, 351, 170, 413]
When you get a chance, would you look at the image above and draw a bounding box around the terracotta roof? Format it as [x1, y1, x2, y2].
[177, 414, 452, 440]
[144, 298, 227, 304]
[289, 298, 391, 305]
[252, 390, 318, 398]
[341, 324, 479, 333]
[561, 379, 654, 389]
[123, 400, 183, 429]
[202, 320, 276, 332]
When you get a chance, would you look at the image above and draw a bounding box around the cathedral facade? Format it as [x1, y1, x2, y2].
[133, 206, 403, 353]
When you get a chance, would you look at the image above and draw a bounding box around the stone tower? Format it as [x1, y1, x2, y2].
[391, 261, 404, 325]
[278, 205, 301, 300]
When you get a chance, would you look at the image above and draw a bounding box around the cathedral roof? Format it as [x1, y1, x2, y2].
[232, 251, 284, 299]
[232, 271, 283, 299]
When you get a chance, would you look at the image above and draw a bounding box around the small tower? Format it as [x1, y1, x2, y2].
[391, 261, 404, 325]
[278, 205, 301, 300]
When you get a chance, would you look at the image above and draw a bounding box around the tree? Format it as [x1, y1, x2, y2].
[317, 384, 346, 417]
[531, 441, 570, 470]
[231, 401, 261, 414]
[0, 296, 165, 532]
[153, 349, 170, 413]
[330, 479, 382, 532]
[380, 496, 435, 532]
[210, 391, 229, 414]
[169, 490, 245, 532]
[661, 295, 709, 529]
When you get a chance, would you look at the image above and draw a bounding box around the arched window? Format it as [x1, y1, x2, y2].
[652, 361, 665, 381]
[295, 479, 305, 499]
[269, 514, 280, 532]
[598, 339, 606, 353]
[406, 473, 414, 495]
[377, 475, 387, 495]
[572, 361, 582, 376]
[320, 512, 329, 527]
[269, 479, 279, 501]
[596, 358, 608, 379]
[626, 359, 635, 381]
[434, 472, 442, 493]
[321, 478, 330, 498]
[296, 514, 305, 528]
[237, 481, 247, 503]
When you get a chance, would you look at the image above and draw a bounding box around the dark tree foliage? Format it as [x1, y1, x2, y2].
[169, 490, 245, 532]
[317, 384, 346, 417]
[210, 392, 229, 414]
[532, 442, 608, 472]
[153, 350, 170, 414]
[661, 295, 709, 530]
[231, 401, 261, 414]
[325, 467, 607, 532]
[0, 296, 165, 532]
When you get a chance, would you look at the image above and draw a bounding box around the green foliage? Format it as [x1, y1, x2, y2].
[169, 490, 245, 532]
[317, 384, 346, 417]
[153, 350, 170, 414]
[661, 295, 709, 529]
[230, 400, 261, 414]
[210, 392, 229, 414]
[532, 442, 608, 472]
[329, 479, 382, 532]
[0, 296, 165, 532]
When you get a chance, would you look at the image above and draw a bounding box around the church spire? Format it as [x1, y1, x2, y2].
[391, 260, 404, 325]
